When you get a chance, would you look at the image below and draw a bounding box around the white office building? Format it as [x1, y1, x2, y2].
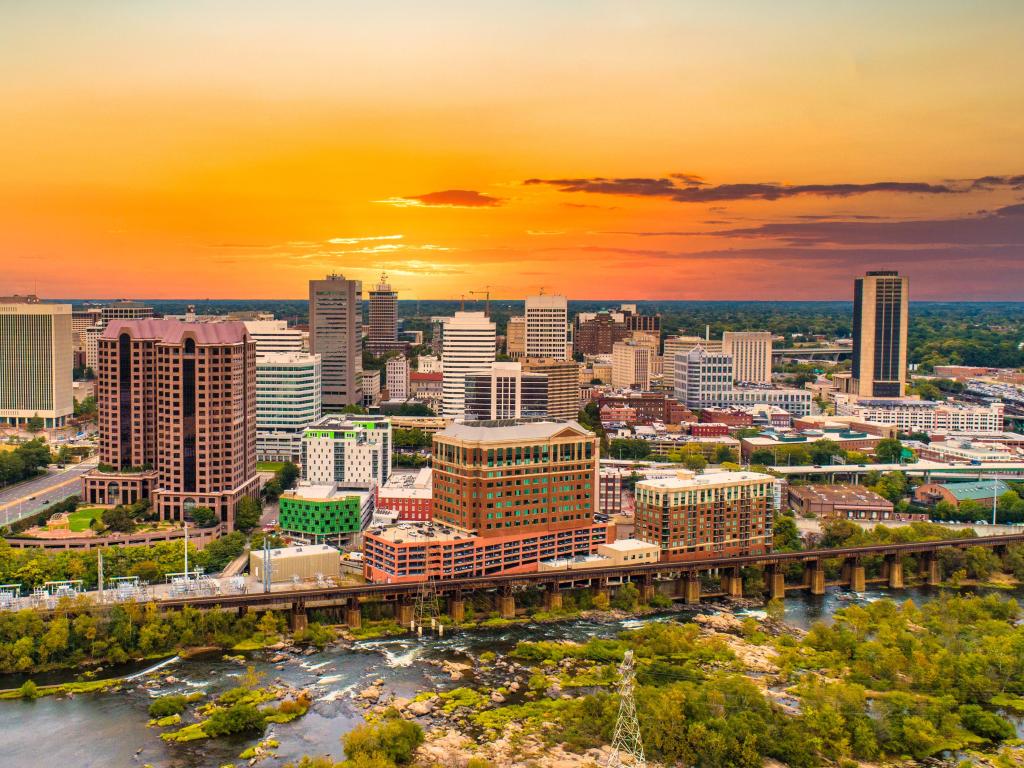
[255, 352, 322, 462]
[675, 346, 812, 416]
[301, 414, 392, 489]
[386, 356, 410, 400]
[441, 312, 496, 418]
[417, 354, 442, 374]
[837, 398, 1005, 434]
[0, 296, 74, 428]
[244, 320, 305, 358]
[525, 294, 570, 359]
[611, 342, 652, 390]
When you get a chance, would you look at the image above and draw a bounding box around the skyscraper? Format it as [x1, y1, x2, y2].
[441, 311, 496, 418]
[848, 271, 909, 398]
[82, 319, 259, 528]
[255, 352, 322, 462]
[524, 294, 569, 359]
[611, 341, 652, 389]
[0, 296, 73, 429]
[367, 272, 400, 354]
[243, 320, 305, 357]
[309, 274, 363, 408]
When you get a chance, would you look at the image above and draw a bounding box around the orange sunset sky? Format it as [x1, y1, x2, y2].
[2, 1, 1023, 301]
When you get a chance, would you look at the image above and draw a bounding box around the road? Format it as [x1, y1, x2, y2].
[0, 458, 98, 526]
[794, 516, 1022, 537]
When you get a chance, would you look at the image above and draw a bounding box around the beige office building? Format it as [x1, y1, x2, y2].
[521, 358, 582, 419]
[843, 271, 909, 398]
[309, 274, 363, 408]
[506, 316, 526, 359]
[722, 331, 772, 384]
[0, 296, 73, 428]
[524, 294, 569, 360]
[611, 342, 652, 390]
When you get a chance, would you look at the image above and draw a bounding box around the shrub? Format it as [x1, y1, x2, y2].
[342, 712, 424, 765]
[959, 704, 1015, 741]
[18, 680, 39, 699]
[149, 694, 188, 718]
[204, 702, 266, 737]
[611, 583, 639, 611]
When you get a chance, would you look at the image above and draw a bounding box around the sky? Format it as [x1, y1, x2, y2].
[2, 1, 1023, 301]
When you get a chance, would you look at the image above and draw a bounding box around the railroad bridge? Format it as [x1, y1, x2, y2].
[151, 533, 1024, 632]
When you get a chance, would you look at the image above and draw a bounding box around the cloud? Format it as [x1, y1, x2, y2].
[525, 175, 959, 203]
[327, 234, 403, 244]
[374, 189, 503, 208]
[707, 202, 1024, 246]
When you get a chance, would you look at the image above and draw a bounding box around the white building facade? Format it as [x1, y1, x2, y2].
[244, 320, 305, 357]
[525, 294, 569, 360]
[301, 414, 392, 489]
[255, 352, 322, 462]
[386, 356, 410, 400]
[441, 312, 496, 418]
[0, 297, 73, 428]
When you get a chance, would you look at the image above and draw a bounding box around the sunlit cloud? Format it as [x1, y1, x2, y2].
[374, 190, 504, 208]
[327, 234, 404, 245]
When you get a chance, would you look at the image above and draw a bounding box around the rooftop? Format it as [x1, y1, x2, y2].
[600, 538, 660, 552]
[267, 544, 337, 560]
[283, 483, 373, 503]
[788, 484, 893, 508]
[438, 418, 592, 443]
[365, 521, 471, 544]
[934, 480, 1011, 501]
[638, 470, 775, 490]
[103, 318, 250, 344]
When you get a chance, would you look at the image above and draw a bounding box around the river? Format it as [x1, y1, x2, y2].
[1, 584, 1020, 768]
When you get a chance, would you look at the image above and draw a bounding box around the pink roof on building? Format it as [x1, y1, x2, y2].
[103, 318, 250, 344]
[410, 372, 442, 382]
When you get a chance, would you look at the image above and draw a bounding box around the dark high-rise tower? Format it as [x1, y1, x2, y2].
[849, 270, 909, 398]
[367, 272, 400, 354]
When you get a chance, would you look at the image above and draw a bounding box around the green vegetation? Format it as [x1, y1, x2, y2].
[0, 531, 250, 590]
[262, 461, 299, 502]
[256, 461, 287, 472]
[66, 508, 103, 532]
[342, 711, 424, 765]
[0, 598, 285, 674]
[487, 595, 1024, 766]
[0, 439, 53, 487]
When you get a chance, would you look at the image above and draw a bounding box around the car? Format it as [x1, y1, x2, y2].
[28, 496, 36, 500]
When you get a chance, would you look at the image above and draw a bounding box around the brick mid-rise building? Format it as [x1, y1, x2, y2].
[83, 319, 259, 529]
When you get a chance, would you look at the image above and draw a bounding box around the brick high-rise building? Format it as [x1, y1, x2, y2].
[82, 319, 259, 528]
[634, 470, 776, 561]
[574, 311, 628, 356]
[521, 358, 581, 420]
[431, 419, 598, 536]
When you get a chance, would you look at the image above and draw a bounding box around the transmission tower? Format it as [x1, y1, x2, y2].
[412, 577, 442, 638]
[607, 649, 645, 768]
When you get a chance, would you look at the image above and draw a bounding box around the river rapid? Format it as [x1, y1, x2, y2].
[1, 584, 1020, 768]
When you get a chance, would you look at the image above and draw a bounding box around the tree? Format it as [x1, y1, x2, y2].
[203, 702, 266, 736]
[189, 506, 218, 528]
[234, 497, 262, 532]
[958, 498, 985, 521]
[262, 478, 283, 502]
[26, 415, 44, 433]
[342, 404, 368, 415]
[875, 438, 904, 465]
[713, 445, 737, 464]
[609, 438, 651, 460]
[683, 453, 707, 473]
[809, 439, 844, 465]
[750, 449, 775, 466]
[102, 505, 136, 533]
[611, 582, 639, 611]
[276, 462, 300, 491]
[773, 514, 802, 551]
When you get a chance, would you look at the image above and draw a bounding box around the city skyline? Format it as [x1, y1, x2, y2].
[3, 2, 1023, 301]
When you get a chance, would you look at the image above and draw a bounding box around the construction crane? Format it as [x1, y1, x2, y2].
[469, 285, 503, 317]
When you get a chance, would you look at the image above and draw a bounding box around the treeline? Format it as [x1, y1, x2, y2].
[0, 599, 285, 673]
[0, 440, 52, 487]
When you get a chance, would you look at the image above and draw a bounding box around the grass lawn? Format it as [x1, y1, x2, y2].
[257, 461, 286, 472]
[68, 507, 104, 532]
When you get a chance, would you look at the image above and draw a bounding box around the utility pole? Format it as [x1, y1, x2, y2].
[263, 536, 272, 593]
[993, 476, 999, 526]
[606, 649, 645, 768]
[183, 522, 189, 580]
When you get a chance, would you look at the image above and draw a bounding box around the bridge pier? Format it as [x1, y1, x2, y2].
[683, 573, 701, 605]
[448, 594, 466, 623]
[847, 558, 866, 592]
[805, 560, 826, 596]
[723, 567, 744, 598]
[289, 602, 308, 633]
[925, 554, 941, 587]
[396, 599, 414, 628]
[497, 594, 516, 619]
[886, 555, 904, 589]
[639, 578, 656, 604]
[543, 584, 563, 611]
[237, 605, 248, 618]
[766, 566, 786, 601]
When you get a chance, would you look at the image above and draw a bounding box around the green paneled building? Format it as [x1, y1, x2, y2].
[278, 483, 374, 548]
